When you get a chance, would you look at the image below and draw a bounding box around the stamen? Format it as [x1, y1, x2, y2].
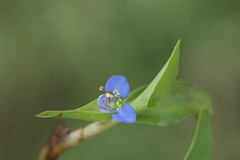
[106, 92, 114, 98]
[99, 86, 104, 91]
[103, 98, 110, 108]
[116, 106, 122, 110]
[113, 90, 120, 96]
[116, 99, 123, 107]
[102, 98, 108, 103]
[105, 104, 110, 108]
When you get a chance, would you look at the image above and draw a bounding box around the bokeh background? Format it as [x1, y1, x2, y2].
[1, 0, 240, 160]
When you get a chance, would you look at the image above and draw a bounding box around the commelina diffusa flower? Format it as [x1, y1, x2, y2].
[98, 75, 136, 123]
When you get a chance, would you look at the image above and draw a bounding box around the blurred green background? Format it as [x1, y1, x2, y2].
[0, 0, 240, 159]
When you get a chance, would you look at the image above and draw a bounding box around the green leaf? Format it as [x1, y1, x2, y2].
[184, 108, 213, 160]
[136, 81, 214, 126]
[125, 85, 147, 103]
[132, 40, 180, 112]
[37, 41, 181, 122]
[147, 40, 180, 108]
[36, 99, 112, 122]
[36, 85, 147, 122]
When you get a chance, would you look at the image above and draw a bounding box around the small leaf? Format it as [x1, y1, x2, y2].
[36, 85, 147, 122]
[136, 81, 214, 126]
[36, 100, 112, 122]
[131, 40, 180, 112]
[183, 108, 213, 160]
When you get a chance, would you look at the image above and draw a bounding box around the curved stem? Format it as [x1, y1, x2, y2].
[38, 120, 118, 160]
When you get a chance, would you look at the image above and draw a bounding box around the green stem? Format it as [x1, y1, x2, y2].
[38, 120, 119, 160]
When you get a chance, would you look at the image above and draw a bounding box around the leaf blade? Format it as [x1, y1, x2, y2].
[132, 40, 180, 112]
[36, 85, 148, 122]
[136, 81, 214, 126]
[36, 41, 181, 122]
[183, 108, 213, 160]
[36, 100, 112, 122]
[148, 40, 180, 108]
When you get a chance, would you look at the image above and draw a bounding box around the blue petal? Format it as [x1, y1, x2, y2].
[112, 103, 136, 123]
[105, 75, 130, 99]
[97, 94, 113, 112]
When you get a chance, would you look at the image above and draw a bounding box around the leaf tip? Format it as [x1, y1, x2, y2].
[36, 112, 45, 118]
[175, 40, 181, 50]
[36, 111, 59, 118]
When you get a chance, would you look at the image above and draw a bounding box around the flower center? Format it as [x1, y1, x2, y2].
[99, 86, 123, 110]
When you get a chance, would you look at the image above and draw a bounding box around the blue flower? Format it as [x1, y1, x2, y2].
[97, 75, 136, 123]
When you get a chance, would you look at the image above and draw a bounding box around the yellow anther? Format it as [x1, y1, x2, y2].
[99, 86, 104, 91]
[106, 93, 114, 98]
[113, 90, 120, 95]
[116, 106, 122, 110]
[116, 99, 123, 107]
